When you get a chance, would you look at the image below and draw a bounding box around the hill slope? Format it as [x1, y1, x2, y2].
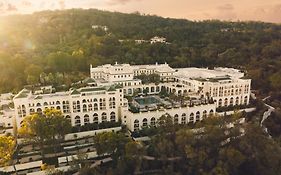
[0, 9, 280, 93]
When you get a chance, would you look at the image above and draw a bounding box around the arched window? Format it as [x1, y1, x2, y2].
[30, 108, 35, 114]
[94, 98, 98, 102]
[209, 110, 214, 116]
[174, 114, 179, 124]
[65, 115, 71, 120]
[235, 97, 239, 105]
[203, 110, 207, 119]
[37, 108, 42, 113]
[230, 97, 234, 106]
[190, 113, 194, 123]
[196, 111, 200, 121]
[93, 113, 98, 124]
[84, 115, 90, 125]
[83, 104, 87, 112]
[110, 112, 116, 122]
[102, 112, 107, 122]
[56, 101, 60, 105]
[178, 90, 182, 95]
[244, 96, 248, 105]
[88, 104, 92, 111]
[56, 106, 61, 110]
[181, 113, 186, 124]
[82, 99, 87, 103]
[75, 116, 81, 126]
[36, 103, 41, 107]
[94, 103, 98, 111]
[151, 117, 156, 127]
[134, 120, 139, 131]
[218, 99, 222, 107]
[142, 118, 148, 127]
[44, 102, 48, 106]
[224, 98, 228, 107]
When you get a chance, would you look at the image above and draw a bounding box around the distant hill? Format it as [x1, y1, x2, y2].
[0, 9, 280, 93]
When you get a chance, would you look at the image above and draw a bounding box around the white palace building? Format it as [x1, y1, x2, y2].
[13, 63, 251, 131]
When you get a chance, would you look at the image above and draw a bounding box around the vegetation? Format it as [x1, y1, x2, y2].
[0, 9, 281, 174]
[0, 136, 16, 166]
[0, 9, 280, 97]
[74, 114, 281, 175]
[135, 73, 160, 84]
[18, 108, 71, 157]
[71, 121, 121, 133]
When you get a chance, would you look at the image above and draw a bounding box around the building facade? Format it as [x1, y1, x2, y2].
[13, 86, 127, 128]
[13, 63, 251, 131]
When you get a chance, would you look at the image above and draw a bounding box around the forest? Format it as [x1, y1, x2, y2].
[0, 9, 281, 175]
[0, 9, 280, 96]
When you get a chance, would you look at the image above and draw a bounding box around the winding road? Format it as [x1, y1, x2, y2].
[260, 96, 275, 136]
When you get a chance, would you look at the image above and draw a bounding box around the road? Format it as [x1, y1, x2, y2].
[260, 96, 275, 136]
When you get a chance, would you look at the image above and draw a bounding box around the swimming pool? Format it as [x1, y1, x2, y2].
[134, 96, 161, 105]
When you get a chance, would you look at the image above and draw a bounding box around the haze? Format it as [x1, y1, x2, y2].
[0, 0, 280, 23]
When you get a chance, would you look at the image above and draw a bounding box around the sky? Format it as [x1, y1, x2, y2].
[0, 0, 281, 23]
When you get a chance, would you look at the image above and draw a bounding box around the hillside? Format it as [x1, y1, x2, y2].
[0, 9, 280, 94]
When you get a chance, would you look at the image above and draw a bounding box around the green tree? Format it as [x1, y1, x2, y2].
[24, 64, 43, 85]
[0, 136, 18, 174]
[19, 108, 71, 157]
[94, 132, 129, 160]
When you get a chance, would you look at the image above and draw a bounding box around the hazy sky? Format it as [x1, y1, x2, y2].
[0, 0, 281, 23]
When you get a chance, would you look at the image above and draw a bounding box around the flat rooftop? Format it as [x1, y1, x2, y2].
[174, 67, 245, 79]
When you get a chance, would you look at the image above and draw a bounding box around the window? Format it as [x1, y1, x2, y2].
[83, 104, 87, 112]
[151, 117, 156, 127]
[75, 116, 81, 126]
[181, 113, 186, 124]
[224, 98, 228, 107]
[142, 118, 148, 127]
[174, 114, 179, 124]
[110, 112, 116, 122]
[196, 111, 200, 121]
[94, 103, 98, 111]
[84, 115, 90, 125]
[102, 112, 107, 122]
[244, 96, 248, 105]
[230, 98, 234, 106]
[88, 104, 93, 111]
[203, 110, 207, 119]
[93, 113, 98, 124]
[218, 99, 222, 107]
[190, 113, 194, 123]
[209, 110, 214, 116]
[134, 120, 139, 131]
[65, 115, 71, 120]
[235, 97, 239, 105]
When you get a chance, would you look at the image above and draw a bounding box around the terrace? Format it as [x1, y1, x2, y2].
[129, 95, 213, 113]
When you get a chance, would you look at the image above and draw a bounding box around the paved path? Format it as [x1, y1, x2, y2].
[260, 96, 275, 137]
[260, 96, 275, 126]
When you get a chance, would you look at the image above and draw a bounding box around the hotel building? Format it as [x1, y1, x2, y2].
[13, 63, 251, 131]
